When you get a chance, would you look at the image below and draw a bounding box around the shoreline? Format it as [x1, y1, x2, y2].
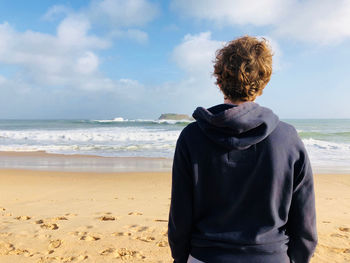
[1, 150, 349, 174]
[0, 150, 173, 160]
[0, 151, 173, 173]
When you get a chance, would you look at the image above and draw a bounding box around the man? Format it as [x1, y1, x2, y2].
[168, 36, 317, 263]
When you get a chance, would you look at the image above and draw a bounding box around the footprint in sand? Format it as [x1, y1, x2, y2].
[0, 241, 15, 255]
[40, 223, 59, 230]
[62, 256, 77, 262]
[0, 242, 32, 257]
[137, 226, 149, 232]
[64, 213, 78, 217]
[135, 235, 156, 242]
[100, 247, 116, 256]
[0, 207, 6, 211]
[37, 256, 55, 263]
[98, 215, 117, 221]
[48, 239, 62, 249]
[53, 216, 68, 221]
[125, 224, 138, 228]
[154, 219, 168, 222]
[339, 227, 350, 232]
[8, 248, 31, 257]
[40, 256, 77, 262]
[95, 211, 113, 215]
[14, 215, 31, 220]
[112, 232, 132, 237]
[125, 225, 149, 233]
[101, 248, 145, 259]
[77, 255, 89, 260]
[318, 244, 350, 254]
[156, 240, 169, 247]
[115, 248, 145, 260]
[161, 228, 168, 236]
[128, 212, 143, 216]
[69, 231, 88, 236]
[80, 234, 101, 241]
[35, 219, 44, 224]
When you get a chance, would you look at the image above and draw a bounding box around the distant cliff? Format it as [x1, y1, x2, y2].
[158, 113, 194, 121]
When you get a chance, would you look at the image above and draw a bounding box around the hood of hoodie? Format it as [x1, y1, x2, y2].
[192, 102, 279, 150]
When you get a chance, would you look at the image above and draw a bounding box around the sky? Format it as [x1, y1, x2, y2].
[0, 0, 350, 119]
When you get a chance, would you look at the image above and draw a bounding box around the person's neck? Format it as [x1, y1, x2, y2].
[223, 97, 247, 105]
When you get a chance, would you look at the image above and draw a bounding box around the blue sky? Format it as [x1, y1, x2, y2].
[0, 0, 350, 119]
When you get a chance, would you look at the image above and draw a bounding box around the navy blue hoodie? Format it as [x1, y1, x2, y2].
[168, 102, 317, 263]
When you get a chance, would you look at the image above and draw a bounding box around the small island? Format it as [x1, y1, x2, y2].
[158, 113, 194, 121]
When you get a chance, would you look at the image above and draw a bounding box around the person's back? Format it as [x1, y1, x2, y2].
[168, 36, 318, 263]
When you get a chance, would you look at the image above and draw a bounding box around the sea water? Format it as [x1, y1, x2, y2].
[0, 118, 349, 173]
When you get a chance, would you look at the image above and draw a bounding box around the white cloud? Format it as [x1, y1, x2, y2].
[171, 0, 290, 26]
[0, 0, 159, 118]
[43, 0, 157, 44]
[76, 51, 99, 74]
[0, 21, 139, 92]
[172, 32, 224, 76]
[171, 0, 350, 44]
[57, 16, 109, 48]
[275, 0, 350, 44]
[125, 29, 149, 43]
[109, 29, 149, 43]
[167, 32, 227, 108]
[0, 75, 6, 86]
[42, 5, 72, 21]
[87, 0, 159, 27]
[43, 0, 158, 28]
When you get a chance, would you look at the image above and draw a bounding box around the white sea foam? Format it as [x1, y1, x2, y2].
[0, 127, 180, 143]
[0, 127, 180, 158]
[1, 120, 350, 172]
[155, 119, 193, 124]
[91, 118, 193, 124]
[302, 138, 350, 172]
[92, 117, 126, 122]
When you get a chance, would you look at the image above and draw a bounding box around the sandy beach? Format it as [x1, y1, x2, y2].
[0, 155, 349, 262]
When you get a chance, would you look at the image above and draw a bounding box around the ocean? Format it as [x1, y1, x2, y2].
[0, 118, 349, 173]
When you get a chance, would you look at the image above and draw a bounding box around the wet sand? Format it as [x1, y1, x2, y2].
[0, 151, 173, 173]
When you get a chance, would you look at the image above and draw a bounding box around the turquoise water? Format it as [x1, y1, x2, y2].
[0, 118, 349, 173]
[285, 119, 350, 143]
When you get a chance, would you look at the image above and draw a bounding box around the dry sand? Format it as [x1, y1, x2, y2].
[0, 168, 349, 262]
[0, 169, 172, 262]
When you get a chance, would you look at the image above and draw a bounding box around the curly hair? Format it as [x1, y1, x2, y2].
[213, 36, 273, 102]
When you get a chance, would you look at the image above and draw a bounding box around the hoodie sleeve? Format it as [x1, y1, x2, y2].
[168, 131, 193, 263]
[287, 144, 318, 263]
